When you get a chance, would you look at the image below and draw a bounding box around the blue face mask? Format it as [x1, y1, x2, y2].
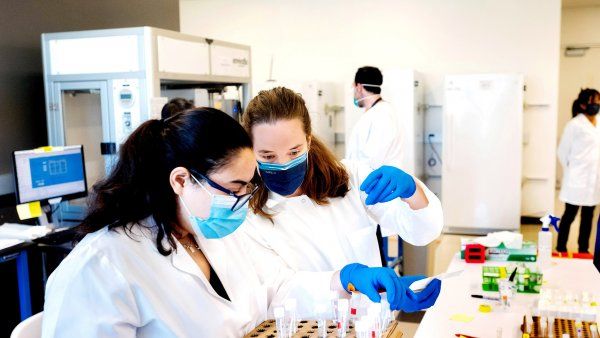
[257, 151, 308, 196]
[180, 177, 248, 239]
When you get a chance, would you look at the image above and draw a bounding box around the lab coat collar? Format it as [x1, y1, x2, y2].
[170, 233, 233, 304]
[265, 191, 287, 209]
[576, 113, 599, 129]
[265, 191, 313, 210]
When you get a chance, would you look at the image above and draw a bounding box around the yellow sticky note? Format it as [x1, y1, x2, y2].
[450, 313, 474, 323]
[16, 201, 42, 220]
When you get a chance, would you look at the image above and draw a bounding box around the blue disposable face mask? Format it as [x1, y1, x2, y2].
[180, 177, 248, 239]
[257, 151, 308, 196]
[353, 83, 381, 107]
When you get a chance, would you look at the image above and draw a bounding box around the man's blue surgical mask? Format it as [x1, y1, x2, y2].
[180, 176, 248, 239]
[257, 151, 308, 196]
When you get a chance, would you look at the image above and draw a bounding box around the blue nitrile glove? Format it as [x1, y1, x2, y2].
[397, 275, 442, 312]
[340, 263, 442, 312]
[359, 165, 417, 205]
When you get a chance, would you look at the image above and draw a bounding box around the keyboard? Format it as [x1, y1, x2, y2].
[33, 227, 79, 245]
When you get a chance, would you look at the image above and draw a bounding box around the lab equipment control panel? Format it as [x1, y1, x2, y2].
[112, 79, 141, 144]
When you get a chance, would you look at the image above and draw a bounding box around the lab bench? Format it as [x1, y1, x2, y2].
[415, 253, 600, 337]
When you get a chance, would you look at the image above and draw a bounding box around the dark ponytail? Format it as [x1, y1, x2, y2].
[572, 88, 600, 117]
[78, 108, 252, 255]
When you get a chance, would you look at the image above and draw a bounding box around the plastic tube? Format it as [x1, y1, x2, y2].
[315, 303, 328, 338]
[368, 304, 382, 338]
[274, 307, 287, 338]
[284, 299, 297, 336]
[337, 298, 349, 338]
[350, 292, 361, 322]
[589, 324, 598, 338]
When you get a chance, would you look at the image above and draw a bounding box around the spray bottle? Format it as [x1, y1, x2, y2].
[538, 214, 560, 269]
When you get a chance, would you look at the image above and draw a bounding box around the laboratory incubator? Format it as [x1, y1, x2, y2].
[42, 27, 252, 189]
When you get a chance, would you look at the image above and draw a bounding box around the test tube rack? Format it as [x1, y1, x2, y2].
[524, 316, 598, 338]
[482, 265, 542, 293]
[243, 319, 403, 338]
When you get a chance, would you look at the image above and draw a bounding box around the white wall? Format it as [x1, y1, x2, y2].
[180, 0, 561, 216]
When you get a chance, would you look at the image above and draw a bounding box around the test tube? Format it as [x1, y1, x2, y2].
[380, 297, 392, 328]
[525, 315, 533, 334]
[575, 320, 583, 338]
[315, 303, 328, 338]
[590, 324, 599, 338]
[350, 292, 361, 323]
[274, 306, 287, 338]
[284, 298, 297, 336]
[329, 291, 339, 322]
[548, 316, 555, 338]
[498, 278, 514, 310]
[540, 316, 547, 337]
[355, 319, 367, 338]
[337, 298, 349, 338]
[361, 315, 375, 338]
[368, 304, 383, 338]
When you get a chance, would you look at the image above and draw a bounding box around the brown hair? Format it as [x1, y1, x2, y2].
[242, 87, 349, 219]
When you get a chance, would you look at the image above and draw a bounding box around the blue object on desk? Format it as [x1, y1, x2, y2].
[0, 244, 32, 321]
[16, 250, 32, 320]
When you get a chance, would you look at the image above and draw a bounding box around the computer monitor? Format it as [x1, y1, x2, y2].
[12, 145, 87, 204]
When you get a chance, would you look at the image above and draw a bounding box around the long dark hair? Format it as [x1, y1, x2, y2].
[242, 87, 349, 220]
[78, 108, 252, 255]
[572, 88, 600, 117]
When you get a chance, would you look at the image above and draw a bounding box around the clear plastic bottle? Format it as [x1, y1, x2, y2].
[538, 214, 559, 269]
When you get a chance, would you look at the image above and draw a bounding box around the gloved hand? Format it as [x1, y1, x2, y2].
[340, 263, 441, 312]
[360, 165, 416, 205]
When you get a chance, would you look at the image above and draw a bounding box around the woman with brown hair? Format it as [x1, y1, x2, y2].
[241, 87, 443, 312]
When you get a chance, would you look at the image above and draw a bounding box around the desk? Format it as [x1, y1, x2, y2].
[0, 241, 35, 321]
[415, 254, 600, 338]
[0, 223, 77, 323]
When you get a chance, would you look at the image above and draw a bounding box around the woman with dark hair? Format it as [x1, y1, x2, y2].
[240, 87, 443, 313]
[556, 88, 600, 253]
[41, 108, 435, 337]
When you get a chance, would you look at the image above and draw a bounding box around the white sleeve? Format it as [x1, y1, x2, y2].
[42, 253, 139, 338]
[240, 223, 338, 318]
[344, 159, 444, 246]
[557, 122, 574, 168]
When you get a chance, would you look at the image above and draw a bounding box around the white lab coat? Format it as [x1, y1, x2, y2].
[42, 220, 335, 338]
[346, 101, 404, 169]
[242, 160, 443, 273]
[558, 113, 600, 206]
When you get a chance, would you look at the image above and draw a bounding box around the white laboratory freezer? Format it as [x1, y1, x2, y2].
[442, 74, 524, 234]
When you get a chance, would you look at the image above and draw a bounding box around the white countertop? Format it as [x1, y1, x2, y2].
[415, 254, 600, 338]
